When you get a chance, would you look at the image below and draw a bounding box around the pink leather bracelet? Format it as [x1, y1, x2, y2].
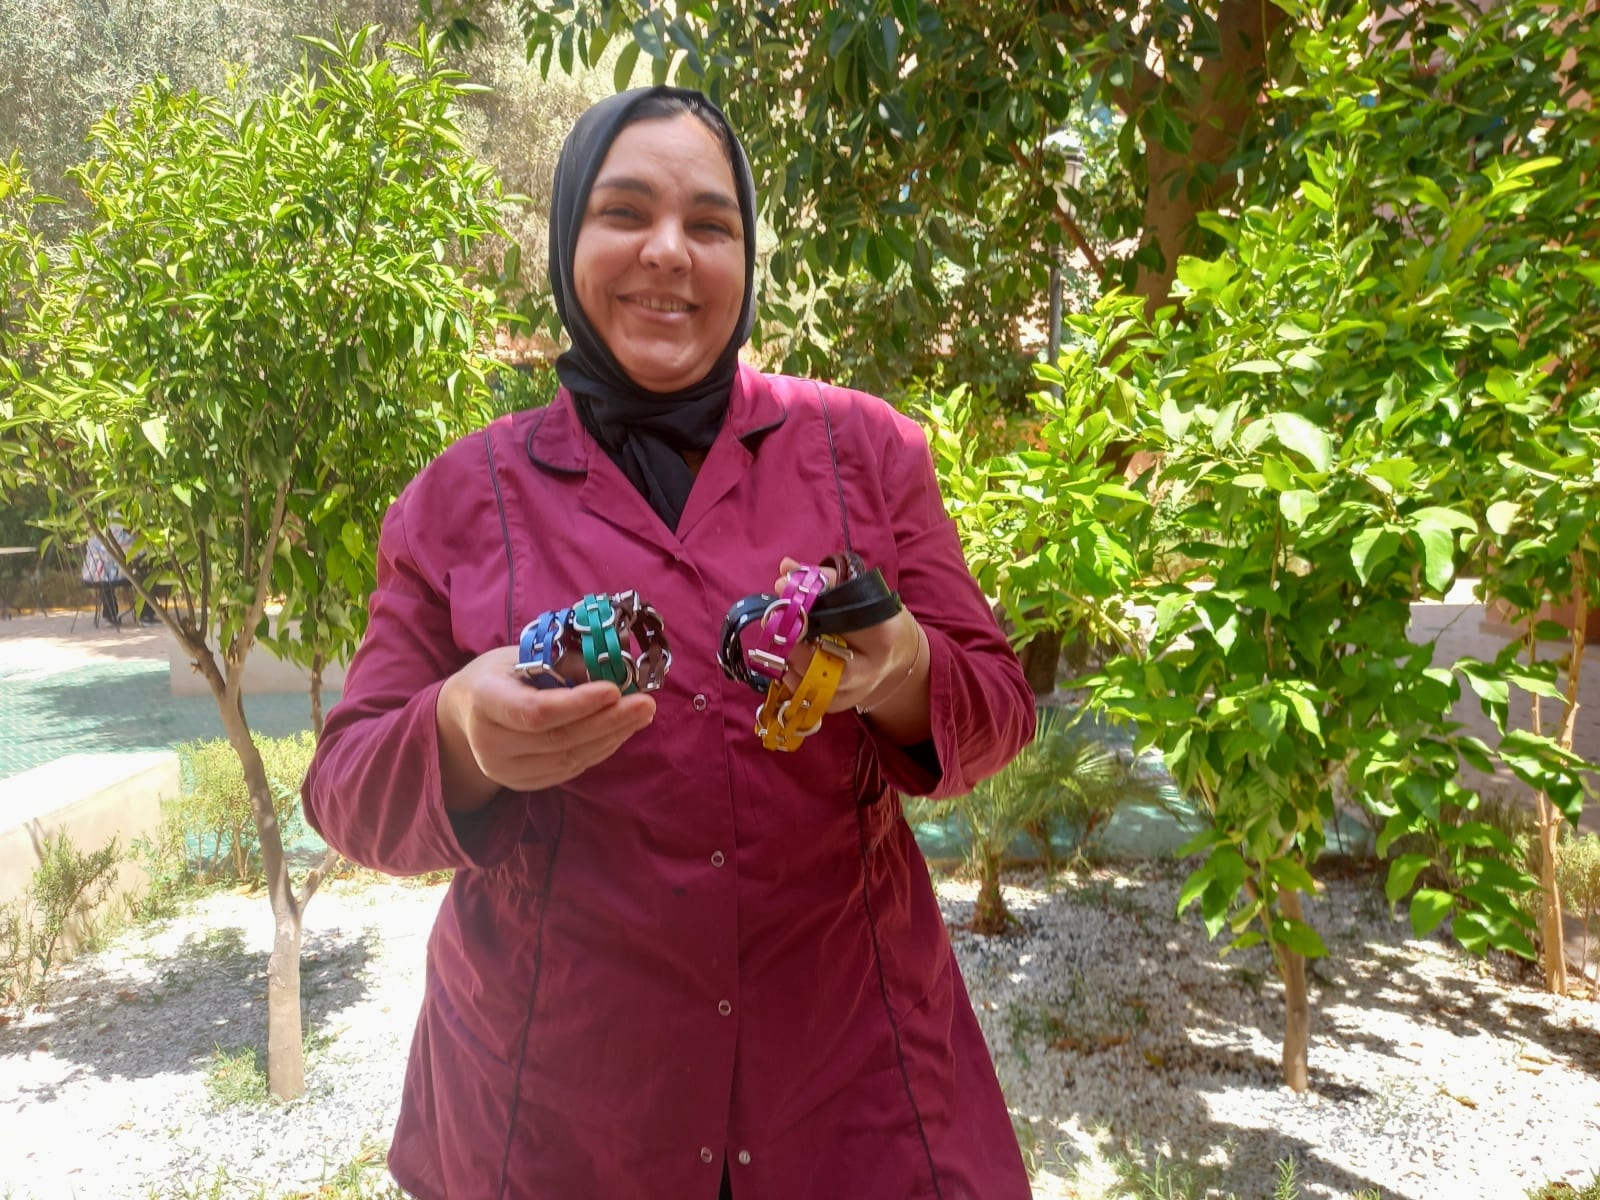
[746, 563, 828, 683]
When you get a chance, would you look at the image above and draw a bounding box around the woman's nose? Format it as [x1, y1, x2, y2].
[639, 219, 690, 271]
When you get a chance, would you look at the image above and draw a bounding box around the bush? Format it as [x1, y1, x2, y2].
[0, 830, 122, 1007]
[1556, 833, 1600, 992]
[172, 733, 317, 883]
[908, 706, 1162, 934]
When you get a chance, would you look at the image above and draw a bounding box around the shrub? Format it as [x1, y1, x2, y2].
[173, 733, 317, 883]
[909, 706, 1161, 934]
[0, 830, 122, 1006]
[1556, 834, 1600, 992]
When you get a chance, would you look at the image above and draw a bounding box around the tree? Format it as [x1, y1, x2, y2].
[1, 25, 513, 1099]
[442, 0, 1290, 365]
[914, 0, 1599, 1088]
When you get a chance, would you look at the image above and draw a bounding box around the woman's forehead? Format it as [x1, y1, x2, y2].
[591, 115, 739, 201]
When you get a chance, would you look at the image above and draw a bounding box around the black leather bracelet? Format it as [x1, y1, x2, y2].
[719, 592, 778, 694]
[808, 567, 902, 637]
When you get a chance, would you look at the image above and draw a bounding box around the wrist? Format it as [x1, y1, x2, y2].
[856, 622, 927, 716]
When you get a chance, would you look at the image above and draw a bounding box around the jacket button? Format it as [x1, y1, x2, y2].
[717, 999, 732, 1016]
[693, 693, 708, 711]
[711, 851, 725, 868]
[737, 1150, 752, 1166]
[699, 1147, 714, 1164]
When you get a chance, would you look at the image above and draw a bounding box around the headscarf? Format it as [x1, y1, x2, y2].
[548, 87, 758, 531]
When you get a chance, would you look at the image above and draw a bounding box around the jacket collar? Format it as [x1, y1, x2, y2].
[524, 363, 787, 476]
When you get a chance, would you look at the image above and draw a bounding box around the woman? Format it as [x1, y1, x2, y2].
[303, 87, 1036, 1200]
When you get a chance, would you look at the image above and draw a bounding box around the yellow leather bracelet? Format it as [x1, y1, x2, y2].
[754, 635, 852, 752]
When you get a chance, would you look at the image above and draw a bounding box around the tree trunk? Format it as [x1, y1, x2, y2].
[192, 633, 308, 1101]
[973, 849, 1010, 935]
[1531, 606, 1571, 996]
[1535, 792, 1568, 996]
[1277, 888, 1310, 1093]
[310, 651, 325, 742]
[1018, 629, 1061, 697]
[1131, 0, 1287, 312]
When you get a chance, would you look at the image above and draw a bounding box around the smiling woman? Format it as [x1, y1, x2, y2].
[302, 86, 1037, 1200]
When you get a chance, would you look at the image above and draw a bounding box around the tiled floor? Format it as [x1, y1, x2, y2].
[0, 611, 336, 782]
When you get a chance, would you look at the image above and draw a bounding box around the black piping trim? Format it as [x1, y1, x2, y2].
[814, 383, 853, 559]
[855, 805, 944, 1199]
[496, 795, 567, 1199]
[484, 429, 517, 642]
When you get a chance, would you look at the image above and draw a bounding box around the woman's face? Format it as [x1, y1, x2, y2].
[573, 114, 746, 393]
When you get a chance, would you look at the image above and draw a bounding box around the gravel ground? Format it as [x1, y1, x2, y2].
[2, 862, 1598, 1200]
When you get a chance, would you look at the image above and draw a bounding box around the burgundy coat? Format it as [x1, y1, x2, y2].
[303, 366, 1037, 1200]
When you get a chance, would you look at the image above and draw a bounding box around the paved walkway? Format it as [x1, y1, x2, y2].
[0, 610, 332, 781]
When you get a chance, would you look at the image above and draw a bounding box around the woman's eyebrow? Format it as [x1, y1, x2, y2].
[591, 174, 740, 212]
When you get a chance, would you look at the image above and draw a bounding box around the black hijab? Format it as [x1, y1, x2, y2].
[548, 87, 758, 531]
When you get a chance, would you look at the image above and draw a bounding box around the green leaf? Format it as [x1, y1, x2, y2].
[1486, 500, 1519, 536]
[1174, 256, 1237, 294]
[1273, 918, 1327, 959]
[1270, 412, 1332, 472]
[1279, 489, 1319, 528]
[1285, 691, 1321, 739]
[613, 40, 641, 91]
[139, 416, 168, 457]
[1266, 857, 1316, 894]
[1385, 853, 1432, 903]
[1351, 527, 1401, 584]
[1410, 888, 1454, 937]
[1229, 359, 1282, 375]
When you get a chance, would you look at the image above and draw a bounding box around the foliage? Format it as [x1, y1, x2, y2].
[5, 25, 514, 676]
[176, 734, 317, 883]
[0, 831, 122, 1007]
[924, 299, 1150, 665]
[1526, 1181, 1600, 1200]
[461, 0, 1292, 403]
[487, 360, 558, 419]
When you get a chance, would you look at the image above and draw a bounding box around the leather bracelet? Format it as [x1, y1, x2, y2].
[809, 566, 902, 637]
[747, 563, 828, 682]
[754, 635, 852, 752]
[515, 592, 673, 695]
[856, 623, 927, 716]
[719, 592, 778, 694]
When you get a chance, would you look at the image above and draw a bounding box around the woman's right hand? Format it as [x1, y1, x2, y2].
[435, 645, 657, 811]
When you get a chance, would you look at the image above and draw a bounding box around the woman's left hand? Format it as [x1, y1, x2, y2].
[771, 557, 926, 716]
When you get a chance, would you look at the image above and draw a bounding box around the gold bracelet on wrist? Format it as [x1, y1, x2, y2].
[856, 624, 927, 716]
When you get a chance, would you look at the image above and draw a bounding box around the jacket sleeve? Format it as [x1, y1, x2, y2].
[859, 400, 1037, 799]
[301, 471, 526, 876]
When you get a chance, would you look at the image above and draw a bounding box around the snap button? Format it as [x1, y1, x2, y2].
[717, 999, 732, 1016]
[699, 1147, 713, 1164]
[693, 693, 708, 711]
[711, 851, 725, 868]
[737, 1150, 752, 1166]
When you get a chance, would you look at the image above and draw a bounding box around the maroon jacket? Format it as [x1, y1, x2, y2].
[303, 366, 1037, 1200]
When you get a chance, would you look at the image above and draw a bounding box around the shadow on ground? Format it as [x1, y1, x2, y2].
[950, 862, 1599, 1200]
[0, 919, 377, 1104]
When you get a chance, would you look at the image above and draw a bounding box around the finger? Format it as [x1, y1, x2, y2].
[773, 557, 838, 593]
[498, 698, 656, 788]
[497, 679, 630, 735]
